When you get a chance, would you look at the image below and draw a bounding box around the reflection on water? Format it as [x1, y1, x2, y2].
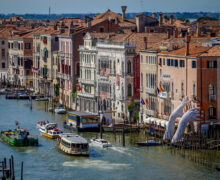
[0, 96, 220, 180]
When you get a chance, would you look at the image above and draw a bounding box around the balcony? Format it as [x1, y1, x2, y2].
[209, 95, 216, 101]
[77, 91, 95, 98]
[78, 78, 95, 85]
[145, 87, 155, 94]
[57, 72, 71, 80]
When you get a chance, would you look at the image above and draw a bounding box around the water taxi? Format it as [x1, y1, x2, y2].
[54, 105, 66, 114]
[57, 133, 89, 156]
[90, 138, 112, 148]
[0, 128, 38, 146]
[38, 122, 63, 139]
[64, 111, 100, 132]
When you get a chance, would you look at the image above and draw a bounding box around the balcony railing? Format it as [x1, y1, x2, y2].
[209, 95, 216, 101]
[78, 78, 95, 85]
[145, 87, 155, 94]
[77, 91, 95, 98]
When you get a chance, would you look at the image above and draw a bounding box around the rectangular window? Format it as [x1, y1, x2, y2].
[167, 59, 170, 66]
[207, 60, 217, 68]
[171, 59, 174, 66]
[192, 61, 196, 68]
[141, 55, 143, 63]
[1, 49, 5, 58]
[146, 56, 148, 64]
[175, 60, 178, 67]
[159, 58, 162, 65]
[25, 43, 31, 49]
[180, 60, 185, 67]
[163, 58, 165, 65]
[2, 63, 5, 68]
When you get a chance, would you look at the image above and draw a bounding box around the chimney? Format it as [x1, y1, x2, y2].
[87, 20, 91, 28]
[60, 21, 65, 33]
[170, 14, 174, 24]
[163, 15, 168, 23]
[121, 6, 127, 21]
[152, 12, 156, 19]
[144, 37, 147, 49]
[185, 35, 191, 56]
[69, 21, 74, 34]
[54, 22, 58, 30]
[174, 28, 178, 38]
[159, 13, 163, 26]
[196, 21, 200, 38]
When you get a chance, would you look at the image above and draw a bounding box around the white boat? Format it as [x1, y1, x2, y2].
[35, 97, 49, 101]
[90, 138, 112, 148]
[55, 105, 66, 114]
[57, 133, 89, 156]
[37, 122, 63, 139]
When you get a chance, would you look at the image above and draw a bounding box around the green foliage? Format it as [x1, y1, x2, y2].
[54, 83, 59, 96]
[197, 17, 218, 22]
[128, 102, 140, 112]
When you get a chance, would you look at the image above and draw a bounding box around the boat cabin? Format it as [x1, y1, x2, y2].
[66, 111, 99, 130]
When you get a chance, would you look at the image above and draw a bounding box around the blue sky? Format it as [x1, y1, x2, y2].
[0, 0, 219, 14]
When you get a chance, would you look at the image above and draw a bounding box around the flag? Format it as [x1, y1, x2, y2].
[159, 85, 163, 92]
[72, 91, 77, 98]
[140, 98, 145, 105]
[145, 99, 149, 105]
[157, 87, 160, 94]
[77, 85, 82, 91]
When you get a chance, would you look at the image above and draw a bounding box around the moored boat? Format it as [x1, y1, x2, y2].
[54, 105, 66, 114]
[57, 133, 89, 156]
[0, 128, 38, 146]
[90, 138, 112, 148]
[35, 97, 49, 101]
[38, 122, 63, 139]
[136, 139, 162, 146]
[64, 111, 100, 132]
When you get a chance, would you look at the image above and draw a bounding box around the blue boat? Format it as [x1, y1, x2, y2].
[136, 140, 162, 146]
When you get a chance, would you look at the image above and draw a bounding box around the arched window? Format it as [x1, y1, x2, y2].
[127, 61, 131, 74]
[193, 83, 196, 96]
[128, 84, 132, 96]
[209, 84, 216, 101]
[208, 105, 216, 119]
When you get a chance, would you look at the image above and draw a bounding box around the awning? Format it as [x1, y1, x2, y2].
[144, 117, 168, 128]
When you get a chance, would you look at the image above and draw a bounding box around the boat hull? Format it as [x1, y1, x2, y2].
[41, 132, 59, 139]
[56, 142, 89, 156]
[0, 131, 38, 147]
[136, 142, 162, 146]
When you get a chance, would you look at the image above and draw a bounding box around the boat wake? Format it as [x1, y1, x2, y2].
[62, 159, 130, 170]
[109, 146, 132, 156]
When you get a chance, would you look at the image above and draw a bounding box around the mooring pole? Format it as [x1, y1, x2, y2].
[21, 161, 23, 180]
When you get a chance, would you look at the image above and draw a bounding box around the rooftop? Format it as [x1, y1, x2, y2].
[59, 133, 88, 144]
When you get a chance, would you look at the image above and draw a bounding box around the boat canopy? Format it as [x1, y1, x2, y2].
[144, 117, 168, 128]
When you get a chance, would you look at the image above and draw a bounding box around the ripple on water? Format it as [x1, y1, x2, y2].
[62, 159, 130, 170]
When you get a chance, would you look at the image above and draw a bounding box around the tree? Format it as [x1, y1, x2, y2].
[128, 102, 140, 124]
[54, 83, 59, 96]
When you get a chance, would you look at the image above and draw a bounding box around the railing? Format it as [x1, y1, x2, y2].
[78, 78, 95, 85]
[209, 95, 216, 101]
[145, 87, 155, 94]
[77, 91, 95, 98]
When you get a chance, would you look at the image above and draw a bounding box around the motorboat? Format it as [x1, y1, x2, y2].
[55, 105, 66, 114]
[35, 97, 49, 101]
[0, 128, 38, 146]
[90, 138, 112, 148]
[136, 139, 162, 146]
[38, 122, 63, 139]
[57, 133, 89, 156]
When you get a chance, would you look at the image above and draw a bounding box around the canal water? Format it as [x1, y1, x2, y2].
[0, 96, 220, 180]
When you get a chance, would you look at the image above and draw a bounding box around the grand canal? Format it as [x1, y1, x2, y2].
[0, 96, 220, 180]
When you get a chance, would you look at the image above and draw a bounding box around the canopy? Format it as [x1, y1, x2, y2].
[144, 117, 168, 128]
